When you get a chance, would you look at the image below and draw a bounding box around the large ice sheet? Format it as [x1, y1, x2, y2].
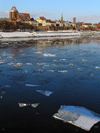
[53, 105, 100, 131]
[36, 90, 53, 96]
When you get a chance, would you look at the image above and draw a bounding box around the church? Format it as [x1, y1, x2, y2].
[9, 6, 30, 21]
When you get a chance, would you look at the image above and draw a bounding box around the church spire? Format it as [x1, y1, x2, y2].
[61, 13, 63, 22]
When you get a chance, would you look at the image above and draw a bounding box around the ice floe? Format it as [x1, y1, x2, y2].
[25, 84, 39, 87]
[57, 70, 68, 73]
[77, 68, 81, 70]
[60, 59, 66, 61]
[18, 103, 39, 108]
[36, 90, 53, 96]
[0, 61, 5, 65]
[26, 63, 33, 65]
[43, 54, 56, 57]
[53, 105, 100, 131]
[8, 63, 23, 67]
[0, 96, 3, 99]
[34, 51, 42, 54]
[37, 63, 46, 65]
[95, 66, 100, 69]
[47, 70, 55, 72]
[69, 63, 73, 65]
[51, 64, 56, 66]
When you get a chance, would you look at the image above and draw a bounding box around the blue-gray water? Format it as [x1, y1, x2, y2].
[0, 38, 100, 132]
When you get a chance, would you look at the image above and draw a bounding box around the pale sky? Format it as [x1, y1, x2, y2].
[0, 0, 100, 23]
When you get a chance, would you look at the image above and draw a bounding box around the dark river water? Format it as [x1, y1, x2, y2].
[1, 38, 100, 132]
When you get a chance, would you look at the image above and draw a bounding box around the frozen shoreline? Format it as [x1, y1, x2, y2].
[0, 30, 100, 43]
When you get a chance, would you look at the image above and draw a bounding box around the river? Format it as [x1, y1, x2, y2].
[0, 37, 100, 132]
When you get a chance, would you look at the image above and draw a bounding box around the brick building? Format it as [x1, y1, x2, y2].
[9, 6, 30, 21]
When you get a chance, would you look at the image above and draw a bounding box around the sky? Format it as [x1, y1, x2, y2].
[0, 0, 100, 23]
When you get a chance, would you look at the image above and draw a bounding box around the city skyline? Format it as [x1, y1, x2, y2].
[1, 0, 100, 23]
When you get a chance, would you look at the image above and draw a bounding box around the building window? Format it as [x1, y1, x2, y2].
[56, 24, 59, 27]
[38, 23, 42, 26]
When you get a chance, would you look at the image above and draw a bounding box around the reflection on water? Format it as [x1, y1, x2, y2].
[0, 38, 100, 132]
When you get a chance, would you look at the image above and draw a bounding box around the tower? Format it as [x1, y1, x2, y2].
[61, 13, 63, 22]
[9, 6, 19, 20]
[73, 17, 76, 24]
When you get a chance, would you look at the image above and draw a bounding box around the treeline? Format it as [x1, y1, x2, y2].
[0, 19, 17, 31]
[0, 19, 34, 32]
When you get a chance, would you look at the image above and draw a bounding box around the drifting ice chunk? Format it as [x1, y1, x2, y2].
[43, 54, 56, 57]
[69, 63, 73, 65]
[18, 103, 30, 107]
[60, 59, 66, 61]
[25, 84, 39, 87]
[47, 70, 54, 72]
[14, 63, 23, 67]
[26, 63, 32, 65]
[37, 63, 46, 65]
[34, 51, 42, 54]
[0, 61, 5, 65]
[36, 90, 53, 96]
[53, 105, 100, 131]
[31, 103, 39, 108]
[57, 70, 68, 73]
[18, 103, 39, 108]
[95, 66, 100, 69]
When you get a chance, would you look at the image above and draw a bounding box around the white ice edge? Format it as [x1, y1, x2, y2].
[36, 90, 53, 96]
[53, 105, 100, 131]
[18, 103, 39, 108]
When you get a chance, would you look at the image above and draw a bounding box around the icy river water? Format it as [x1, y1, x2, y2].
[1, 37, 100, 132]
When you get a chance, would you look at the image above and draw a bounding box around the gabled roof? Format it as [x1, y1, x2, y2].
[10, 6, 18, 12]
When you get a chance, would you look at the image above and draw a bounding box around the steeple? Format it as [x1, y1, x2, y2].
[61, 13, 63, 22]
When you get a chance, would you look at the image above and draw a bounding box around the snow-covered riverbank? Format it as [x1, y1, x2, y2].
[0, 30, 100, 43]
[0, 30, 80, 38]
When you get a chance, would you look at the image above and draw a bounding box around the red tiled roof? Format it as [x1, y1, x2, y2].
[19, 13, 30, 18]
[40, 16, 46, 20]
[46, 19, 51, 22]
[83, 23, 92, 25]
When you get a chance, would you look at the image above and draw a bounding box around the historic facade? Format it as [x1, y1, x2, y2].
[9, 6, 30, 21]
